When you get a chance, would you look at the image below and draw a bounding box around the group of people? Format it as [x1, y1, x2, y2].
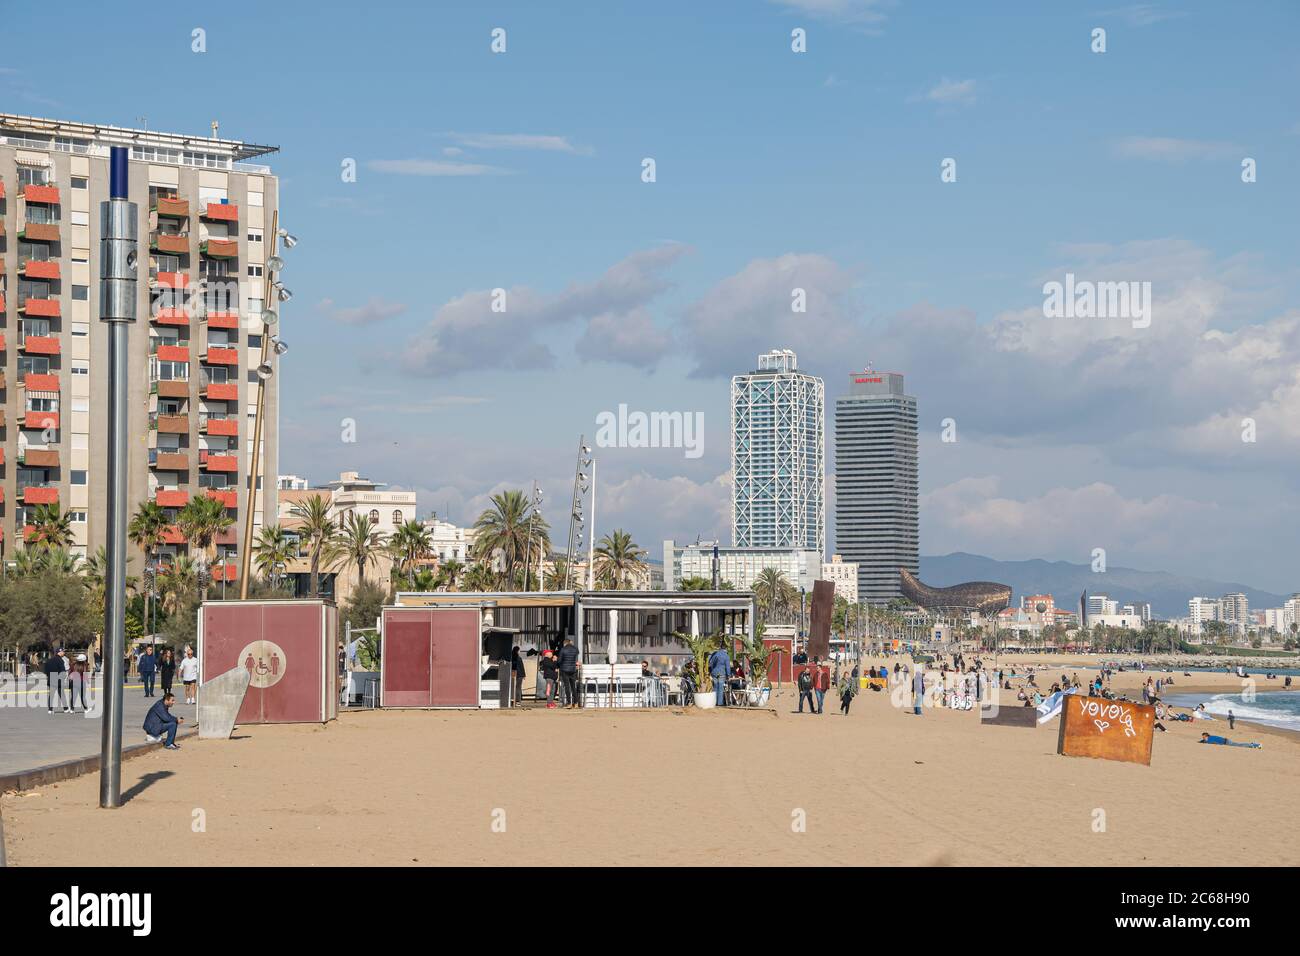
[41, 648, 93, 714]
[135, 645, 201, 704]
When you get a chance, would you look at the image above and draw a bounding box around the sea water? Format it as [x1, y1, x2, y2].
[1164, 691, 1300, 732]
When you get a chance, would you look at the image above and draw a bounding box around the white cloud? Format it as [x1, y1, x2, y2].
[448, 132, 592, 155]
[768, 0, 893, 30]
[318, 296, 408, 326]
[1112, 136, 1241, 162]
[367, 159, 509, 177]
[920, 77, 977, 105]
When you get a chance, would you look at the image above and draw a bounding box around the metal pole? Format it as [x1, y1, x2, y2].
[99, 147, 136, 809]
[239, 211, 280, 596]
[586, 459, 595, 589]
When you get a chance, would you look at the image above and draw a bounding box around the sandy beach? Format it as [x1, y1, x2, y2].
[4, 655, 1297, 867]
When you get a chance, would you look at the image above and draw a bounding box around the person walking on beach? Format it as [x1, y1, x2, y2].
[179, 648, 200, 705]
[68, 654, 90, 713]
[797, 666, 816, 714]
[1228, 709, 1235, 730]
[139, 646, 158, 698]
[540, 650, 559, 708]
[557, 638, 580, 709]
[811, 657, 829, 714]
[912, 666, 925, 716]
[158, 649, 177, 700]
[838, 671, 857, 716]
[510, 646, 526, 707]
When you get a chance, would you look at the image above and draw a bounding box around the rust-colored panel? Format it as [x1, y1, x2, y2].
[261, 603, 324, 723]
[1057, 695, 1155, 765]
[201, 603, 266, 723]
[381, 610, 434, 707]
[762, 638, 793, 684]
[807, 580, 835, 660]
[431, 609, 481, 707]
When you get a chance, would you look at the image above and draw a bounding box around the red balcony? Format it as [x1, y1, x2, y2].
[155, 489, 189, 508]
[0, 292, 5, 313]
[153, 451, 190, 470]
[214, 528, 238, 546]
[202, 381, 239, 401]
[21, 373, 59, 392]
[153, 271, 189, 290]
[20, 447, 59, 467]
[20, 260, 60, 280]
[154, 414, 190, 434]
[151, 233, 190, 256]
[202, 347, 239, 365]
[203, 417, 239, 436]
[20, 335, 60, 355]
[200, 452, 238, 472]
[161, 524, 187, 545]
[19, 298, 60, 318]
[24, 410, 59, 430]
[200, 238, 238, 259]
[154, 380, 190, 399]
[206, 489, 238, 508]
[22, 486, 60, 505]
[18, 222, 59, 243]
[153, 197, 190, 219]
[202, 202, 239, 222]
[20, 184, 59, 204]
[204, 311, 240, 329]
[155, 344, 189, 363]
[211, 563, 239, 582]
[0, 179, 5, 199]
[154, 307, 191, 327]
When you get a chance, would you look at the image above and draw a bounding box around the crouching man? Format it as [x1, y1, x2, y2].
[144, 692, 185, 751]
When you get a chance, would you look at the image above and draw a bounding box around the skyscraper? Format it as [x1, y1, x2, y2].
[0, 113, 280, 579]
[834, 369, 917, 604]
[731, 348, 824, 554]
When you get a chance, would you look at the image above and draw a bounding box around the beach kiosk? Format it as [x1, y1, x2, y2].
[197, 599, 339, 724]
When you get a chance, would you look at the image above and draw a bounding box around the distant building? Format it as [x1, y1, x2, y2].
[731, 349, 825, 554]
[422, 516, 473, 564]
[1220, 592, 1249, 635]
[1188, 596, 1222, 636]
[1021, 594, 1057, 626]
[664, 540, 822, 593]
[277, 474, 310, 490]
[821, 554, 859, 604]
[1087, 594, 1119, 617]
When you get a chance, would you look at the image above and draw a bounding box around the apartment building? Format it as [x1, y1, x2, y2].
[821, 554, 859, 604]
[0, 114, 279, 576]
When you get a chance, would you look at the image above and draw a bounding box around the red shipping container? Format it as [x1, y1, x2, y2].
[380, 607, 482, 708]
[198, 600, 339, 724]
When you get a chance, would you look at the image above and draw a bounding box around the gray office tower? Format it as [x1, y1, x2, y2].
[834, 370, 918, 604]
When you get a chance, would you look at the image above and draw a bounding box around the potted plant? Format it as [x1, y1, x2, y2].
[676, 631, 719, 709]
[738, 628, 783, 706]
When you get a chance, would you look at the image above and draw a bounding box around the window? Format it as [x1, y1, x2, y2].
[247, 370, 259, 384]
[369, 510, 380, 525]
[70, 511, 88, 523]
[246, 297, 264, 316]
[247, 264, 263, 278]
[18, 167, 50, 187]
[154, 254, 181, 273]
[155, 360, 189, 381]
[72, 177, 88, 190]
[247, 229, 263, 243]
[71, 361, 89, 376]
[25, 204, 59, 224]
[72, 285, 89, 301]
[19, 356, 50, 378]
[72, 323, 90, 337]
[393, 510, 404, 525]
[71, 470, 88, 485]
[248, 334, 262, 349]
[70, 211, 89, 226]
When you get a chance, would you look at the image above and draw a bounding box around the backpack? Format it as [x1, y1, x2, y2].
[798, 670, 813, 692]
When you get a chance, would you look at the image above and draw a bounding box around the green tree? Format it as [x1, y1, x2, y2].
[592, 528, 647, 590]
[288, 493, 336, 598]
[129, 501, 169, 638]
[0, 569, 97, 655]
[328, 510, 386, 588]
[27, 503, 75, 549]
[253, 523, 296, 590]
[472, 490, 548, 591]
[438, 559, 465, 591]
[389, 520, 434, 589]
[753, 567, 797, 624]
[177, 495, 235, 602]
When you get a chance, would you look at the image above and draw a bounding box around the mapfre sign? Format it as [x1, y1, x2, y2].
[1056, 694, 1155, 765]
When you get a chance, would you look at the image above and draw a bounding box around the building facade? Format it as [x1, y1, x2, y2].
[731, 348, 824, 554]
[833, 369, 917, 604]
[663, 539, 822, 594]
[821, 554, 859, 604]
[1, 114, 279, 578]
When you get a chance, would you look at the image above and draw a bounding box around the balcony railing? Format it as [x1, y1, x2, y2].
[152, 197, 190, 218]
[201, 347, 239, 365]
[150, 413, 190, 434]
[17, 221, 59, 243]
[150, 450, 190, 470]
[19, 298, 60, 318]
[201, 381, 238, 401]
[19, 259, 60, 280]
[200, 238, 238, 259]
[202, 202, 239, 222]
[199, 414, 239, 436]
[21, 485, 60, 505]
[19, 183, 59, 204]
[150, 232, 190, 255]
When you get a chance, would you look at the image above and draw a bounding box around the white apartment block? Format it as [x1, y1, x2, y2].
[664, 539, 822, 593]
[821, 554, 859, 604]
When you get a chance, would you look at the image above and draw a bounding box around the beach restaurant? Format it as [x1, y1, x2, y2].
[384, 589, 757, 709]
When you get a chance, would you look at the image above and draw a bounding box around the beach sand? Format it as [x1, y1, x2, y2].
[4, 654, 1297, 867]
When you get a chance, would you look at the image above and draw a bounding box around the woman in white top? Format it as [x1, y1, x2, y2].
[178, 649, 201, 705]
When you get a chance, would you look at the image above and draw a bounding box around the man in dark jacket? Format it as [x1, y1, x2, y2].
[143, 693, 184, 749]
[797, 666, 816, 714]
[44, 648, 69, 714]
[708, 645, 730, 707]
[557, 639, 581, 709]
[139, 646, 158, 698]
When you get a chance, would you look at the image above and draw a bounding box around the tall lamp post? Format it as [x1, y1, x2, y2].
[98, 147, 136, 808]
[238, 212, 296, 597]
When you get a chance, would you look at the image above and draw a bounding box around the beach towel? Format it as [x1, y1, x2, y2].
[1036, 687, 1076, 725]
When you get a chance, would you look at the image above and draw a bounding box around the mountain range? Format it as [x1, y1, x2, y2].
[918, 552, 1291, 620]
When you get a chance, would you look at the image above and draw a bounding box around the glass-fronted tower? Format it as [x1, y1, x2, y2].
[730, 349, 824, 554]
[834, 369, 917, 603]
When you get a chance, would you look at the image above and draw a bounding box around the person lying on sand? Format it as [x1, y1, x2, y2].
[1200, 733, 1261, 749]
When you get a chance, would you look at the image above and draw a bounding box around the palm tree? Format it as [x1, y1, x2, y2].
[389, 520, 433, 588]
[129, 501, 169, 636]
[177, 495, 235, 602]
[543, 557, 572, 591]
[253, 524, 296, 590]
[438, 558, 465, 592]
[80, 546, 136, 618]
[458, 560, 499, 593]
[753, 567, 797, 624]
[28, 503, 74, 549]
[328, 510, 386, 588]
[592, 529, 648, 590]
[288, 493, 336, 598]
[472, 490, 548, 591]
[160, 556, 198, 616]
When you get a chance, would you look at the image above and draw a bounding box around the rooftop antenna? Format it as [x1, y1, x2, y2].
[137, 116, 148, 132]
[211, 119, 219, 139]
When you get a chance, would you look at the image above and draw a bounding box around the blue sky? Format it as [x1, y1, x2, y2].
[9, 1, 1300, 592]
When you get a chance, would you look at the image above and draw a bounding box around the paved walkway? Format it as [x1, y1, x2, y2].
[0, 676, 197, 780]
